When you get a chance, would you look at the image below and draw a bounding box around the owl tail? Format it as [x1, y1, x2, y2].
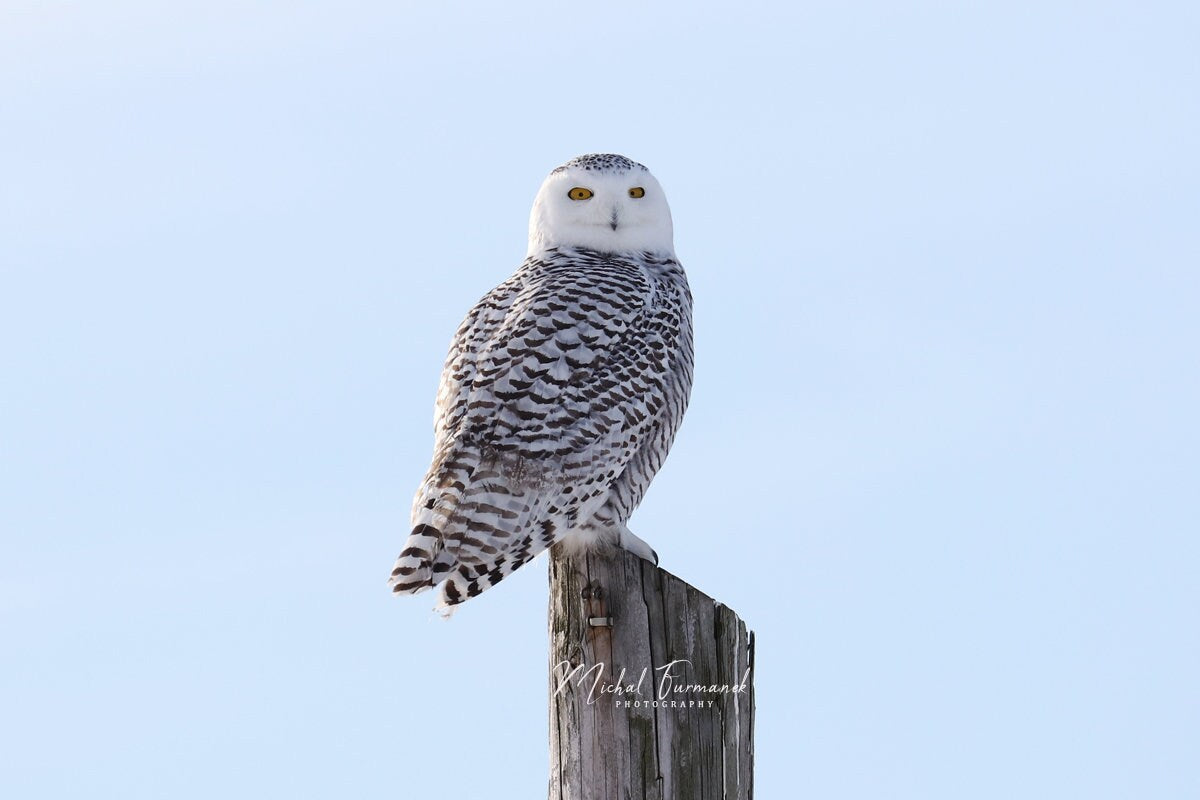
[432, 514, 561, 615]
[387, 522, 456, 596]
[387, 469, 465, 596]
[389, 453, 566, 615]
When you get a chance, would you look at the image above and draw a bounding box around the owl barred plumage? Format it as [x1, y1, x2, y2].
[389, 154, 693, 611]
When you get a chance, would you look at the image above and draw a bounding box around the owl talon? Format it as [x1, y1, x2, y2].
[618, 524, 659, 565]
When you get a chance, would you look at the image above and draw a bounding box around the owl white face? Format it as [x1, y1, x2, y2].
[527, 154, 675, 256]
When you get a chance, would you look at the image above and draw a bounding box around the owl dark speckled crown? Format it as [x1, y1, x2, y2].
[551, 153, 648, 174]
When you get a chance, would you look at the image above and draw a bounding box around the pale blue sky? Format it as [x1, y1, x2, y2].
[2, 1, 1197, 797]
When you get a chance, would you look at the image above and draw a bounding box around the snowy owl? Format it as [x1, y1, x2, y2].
[388, 154, 694, 611]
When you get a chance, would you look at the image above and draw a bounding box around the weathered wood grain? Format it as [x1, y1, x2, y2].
[549, 545, 754, 800]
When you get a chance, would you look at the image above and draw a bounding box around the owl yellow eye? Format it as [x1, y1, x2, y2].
[628, 187, 645, 198]
[568, 187, 594, 201]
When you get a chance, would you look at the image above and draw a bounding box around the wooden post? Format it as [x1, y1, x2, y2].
[548, 544, 754, 800]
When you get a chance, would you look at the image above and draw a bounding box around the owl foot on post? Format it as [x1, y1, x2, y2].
[618, 524, 659, 565]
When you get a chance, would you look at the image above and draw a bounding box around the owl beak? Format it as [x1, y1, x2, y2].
[609, 209, 619, 231]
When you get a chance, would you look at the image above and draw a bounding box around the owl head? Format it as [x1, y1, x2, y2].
[527, 154, 675, 256]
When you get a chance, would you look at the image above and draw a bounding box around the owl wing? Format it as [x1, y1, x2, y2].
[389, 257, 689, 610]
[430, 271, 528, 456]
[465, 263, 682, 475]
